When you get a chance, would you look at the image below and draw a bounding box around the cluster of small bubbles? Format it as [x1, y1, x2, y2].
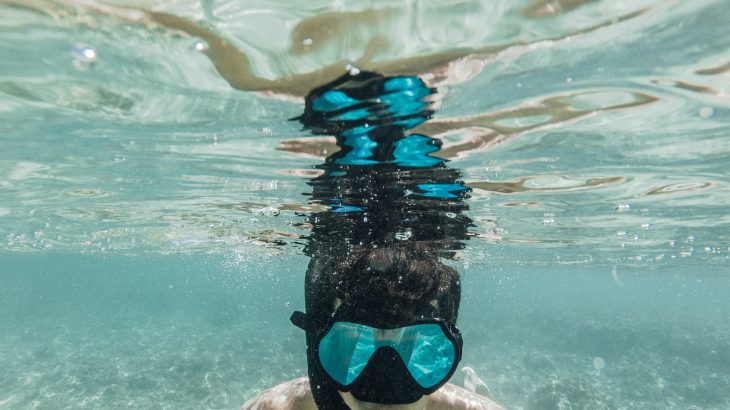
[616, 231, 627, 237]
[541, 213, 555, 225]
[71, 45, 97, 70]
[251, 179, 279, 191]
[685, 235, 694, 243]
[192, 39, 209, 52]
[346, 64, 361, 76]
[698, 106, 714, 119]
[395, 229, 412, 241]
[641, 223, 651, 230]
[615, 203, 631, 212]
[445, 212, 456, 219]
[261, 127, 273, 136]
[302, 37, 313, 46]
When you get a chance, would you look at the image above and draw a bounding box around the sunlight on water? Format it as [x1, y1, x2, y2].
[1, 0, 729, 408]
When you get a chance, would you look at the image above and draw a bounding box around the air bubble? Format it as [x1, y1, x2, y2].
[615, 204, 630, 212]
[593, 357, 605, 370]
[193, 39, 209, 52]
[541, 213, 555, 225]
[302, 38, 313, 46]
[698, 106, 714, 119]
[71, 46, 97, 70]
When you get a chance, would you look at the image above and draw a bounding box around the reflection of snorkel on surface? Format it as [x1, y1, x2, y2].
[294, 70, 473, 408]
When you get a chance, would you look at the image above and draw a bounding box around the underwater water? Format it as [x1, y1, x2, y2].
[1, 0, 729, 408]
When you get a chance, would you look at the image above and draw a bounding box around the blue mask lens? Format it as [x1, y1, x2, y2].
[317, 321, 456, 388]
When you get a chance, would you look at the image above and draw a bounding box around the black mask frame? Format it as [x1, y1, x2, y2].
[291, 309, 463, 402]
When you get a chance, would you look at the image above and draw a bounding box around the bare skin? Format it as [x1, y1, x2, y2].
[241, 378, 504, 410]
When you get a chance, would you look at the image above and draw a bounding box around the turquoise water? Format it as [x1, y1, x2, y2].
[1, 0, 729, 408]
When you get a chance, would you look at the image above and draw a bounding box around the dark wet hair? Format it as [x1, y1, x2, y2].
[305, 245, 461, 330]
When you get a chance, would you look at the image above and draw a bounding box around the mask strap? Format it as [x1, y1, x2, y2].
[290, 310, 309, 331]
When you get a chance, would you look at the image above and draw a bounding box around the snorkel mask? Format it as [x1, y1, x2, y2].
[292, 308, 463, 405]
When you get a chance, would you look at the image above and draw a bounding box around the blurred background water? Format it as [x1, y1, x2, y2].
[1, 0, 729, 408]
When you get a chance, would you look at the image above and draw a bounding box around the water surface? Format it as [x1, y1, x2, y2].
[1, 0, 729, 408]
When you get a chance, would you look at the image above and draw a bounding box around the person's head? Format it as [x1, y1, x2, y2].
[293, 245, 462, 408]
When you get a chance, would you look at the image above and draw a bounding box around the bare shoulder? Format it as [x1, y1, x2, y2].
[241, 377, 316, 410]
[426, 383, 505, 410]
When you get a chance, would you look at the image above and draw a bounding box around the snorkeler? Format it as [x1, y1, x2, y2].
[243, 247, 503, 410]
[242, 71, 503, 409]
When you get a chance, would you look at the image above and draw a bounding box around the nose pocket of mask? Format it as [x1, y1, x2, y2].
[348, 346, 425, 405]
